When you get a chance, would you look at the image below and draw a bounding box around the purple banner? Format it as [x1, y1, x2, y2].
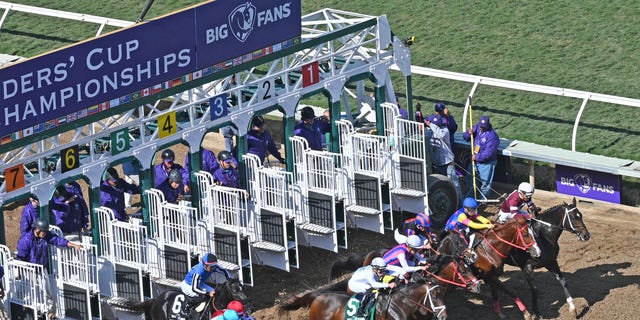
[555, 165, 621, 204]
[0, 0, 300, 141]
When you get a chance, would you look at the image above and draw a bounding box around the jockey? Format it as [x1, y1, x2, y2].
[180, 253, 230, 317]
[394, 212, 438, 249]
[497, 182, 540, 223]
[348, 257, 404, 318]
[383, 235, 429, 275]
[445, 197, 494, 237]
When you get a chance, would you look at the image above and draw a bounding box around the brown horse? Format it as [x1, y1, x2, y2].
[439, 215, 540, 319]
[278, 280, 447, 320]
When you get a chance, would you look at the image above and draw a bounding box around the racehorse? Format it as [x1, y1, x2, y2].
[278, 280, 447, 320]
[438, 215, 540, 319]
[505, 198, 590, 318]
[128, 278, 249, 320]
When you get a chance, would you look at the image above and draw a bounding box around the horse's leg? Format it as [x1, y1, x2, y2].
[521, 263, 540, 317]
[487, 275, 532, 320]
[487, 277, 506, 319]
[547, 262, 577, 316]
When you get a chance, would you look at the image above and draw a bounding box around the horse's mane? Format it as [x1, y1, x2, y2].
[540, 203, 567, 215]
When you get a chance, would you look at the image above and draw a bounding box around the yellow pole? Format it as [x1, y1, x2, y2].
[468, 98, 478, 199]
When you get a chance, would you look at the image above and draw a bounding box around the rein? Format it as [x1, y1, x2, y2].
[486, 224, 537, 257]
[532, 206, 579, 233]
[423, 261, 477, 288]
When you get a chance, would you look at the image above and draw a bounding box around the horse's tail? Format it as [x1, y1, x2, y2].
[329, 254, 365, 281]
[278, 289, 323, 313]
[128, 299, 154, 313]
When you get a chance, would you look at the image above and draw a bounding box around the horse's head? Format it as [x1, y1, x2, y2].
[412, 281, 447, 320]
[215, 278, 251, 312]
[461, 248, 478, 265]
[562, 197, 591, 241]
[430, 256, 481, 294]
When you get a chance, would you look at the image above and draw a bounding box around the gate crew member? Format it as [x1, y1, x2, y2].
[157, 169, 187, 204]
[213, 151, 241, 188]
[100, 168, 141, 222]
[20, 194, 39, 236]
[294, 106, 330, 151]
[463, 115, 499, 200]
[348, 257, 403, 318]
[247, 116, 285, 165]
[154, 148, 190, 193]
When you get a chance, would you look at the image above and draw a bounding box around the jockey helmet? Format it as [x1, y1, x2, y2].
[463, 197, 479, 211]
[168, 169, 183, 184]
[371, 257, 387, 271]
[226, 301, 245, 315]
[161, 149, 175, 162]
[406, 235, 423, 249]
[218, 150, 233, 162]
[202, 253, 218, 266]
[518, 182, 535, 198]
[252, 116, 265, 127]
[33, 218, 50, 232]
[414, 213, 431, 228]
[222, 309, 240, 320]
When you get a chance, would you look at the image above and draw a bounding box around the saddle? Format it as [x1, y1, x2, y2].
[346, 293, 376, 320]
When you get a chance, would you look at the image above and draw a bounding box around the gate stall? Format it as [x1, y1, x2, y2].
[194, 170, 253, 286]
[245, 154, 299, 271]
[382, 103, 429, 217]
[337, 120, 391, 233]
[290, 136, 347, 252]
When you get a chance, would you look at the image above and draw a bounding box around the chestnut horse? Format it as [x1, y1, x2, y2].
[438, 215, 540, 319]
[278, 280, 447, 320]
[505, 198, 590, 318]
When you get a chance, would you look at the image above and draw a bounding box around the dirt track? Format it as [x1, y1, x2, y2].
[249, 186, 640, 320]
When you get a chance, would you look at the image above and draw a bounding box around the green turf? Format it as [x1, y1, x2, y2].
[1, 0, 639, 161]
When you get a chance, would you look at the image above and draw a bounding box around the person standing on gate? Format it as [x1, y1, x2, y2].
[16, 218, 82, 317]
[185, 148, 219, 177]
[463, 115, 499, 200]
[426, 114, 463, 205]
[179, 253, 231, 317]
[49, 185, 88, 240]
[247, 116, 285, 165]
[434, 102, 458, 150]
[497, 182, 540, 224]
[20, 194, 40, 237]
[157, 169, 187, 204]
[213, 151, 241, 188]
[64, 181, 91, 232]
[294, 106, 330, 151]
[154, 148, 190, 193]
[100, 168, 141, 222]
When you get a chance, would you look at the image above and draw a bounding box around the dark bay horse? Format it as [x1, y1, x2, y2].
[278, 280, 447, 320]
[505, 198, 590, 318]
[128, 278, 249, 320]
[439, 215, 540, 319]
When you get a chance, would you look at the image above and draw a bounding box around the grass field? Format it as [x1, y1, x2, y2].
[1, 0, 639, 161]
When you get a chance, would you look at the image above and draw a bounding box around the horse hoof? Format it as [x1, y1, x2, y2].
[522, 311, 533, 320]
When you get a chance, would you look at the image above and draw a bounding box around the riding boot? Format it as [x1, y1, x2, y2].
[180, 296, 198, 318]
[356, 289, 374, 318]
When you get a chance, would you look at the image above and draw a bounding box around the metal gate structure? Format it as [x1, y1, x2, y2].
[290, 136, 347, 252]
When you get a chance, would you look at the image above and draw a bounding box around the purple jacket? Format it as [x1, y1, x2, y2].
[100, 179, 141, 221]
[213, 166, 241, 188]
[156, 179, 186, 204]
[294, 120, 330, 151]
[49, 195, 88, 234]
[247, 129, 283, 163]
[185, 149, 219, 175]
[154, 162, 190, 188]
[17, 230, 68, 270]
[462, 124, 499, 163]
[20, 201, 39, 236]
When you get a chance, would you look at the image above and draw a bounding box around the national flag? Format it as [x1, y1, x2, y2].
[45, 119, 56, 130]
[33, 123, 45, 133]
[151, 84, 163, 94]
[292, 37, 301, 45]
[213, 64, 224, 72]
[120, 95, 131, 104]
[130, 91, 141, 101]
[202, 67, 213, 76]
[263, 47, 272, 55]
[66, 112, 77, 122]
[183, 74, 192, 83]
[233, 57, 243, 66]
[242, 53, 253, 63]
[163, 81, 172, 89]
[1, 135, 11, 145]
[272, 43, 282, 53]
[110, 98, 120, 108]
[172, 77, 183, 87]
[141, 88, 150, 97]
[76, 109, 87, 119]
[252, 49, 264, 59]
[12, 131, 22, 140]
[56, 116, 66, 125]
[193, 70, 202, 80]
[99, 101, 110, 111]
[22, 126, 34, 137]
[88, 105, 99, 115]
[223, 59, 234, 69]
[281, 39, 293, 49]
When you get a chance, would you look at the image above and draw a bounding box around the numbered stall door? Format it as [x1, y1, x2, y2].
[391, 119, 429, 215]
[160, 203, 197, 281]
[55, 244, 101, 319]
[112, 221, 148, 302]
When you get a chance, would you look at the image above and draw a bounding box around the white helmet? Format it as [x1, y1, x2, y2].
[518, 182, 535, 198]
[406, 235, 423, 249]
[371, 257, 387, 270]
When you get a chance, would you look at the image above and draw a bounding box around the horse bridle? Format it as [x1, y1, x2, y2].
[400, 283, 447, 318]
[423, 260, 479, 289]
[532, 206, 580, 234]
